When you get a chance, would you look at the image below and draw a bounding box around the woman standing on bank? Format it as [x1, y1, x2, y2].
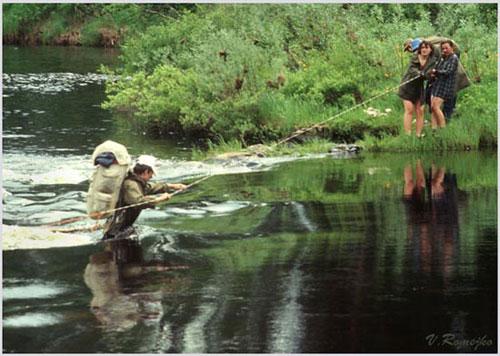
[398, 40, 439, 137]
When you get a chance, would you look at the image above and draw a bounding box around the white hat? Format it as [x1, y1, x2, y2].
[136, 155, 158, 175]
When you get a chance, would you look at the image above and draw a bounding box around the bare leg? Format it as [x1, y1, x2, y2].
[403, 100, 415, 134]
[415, 101, 424, 137]
[431, 96, 446, 128]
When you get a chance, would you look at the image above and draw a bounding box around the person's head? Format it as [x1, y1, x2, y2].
[417, 40, 434, 56]
[133, 155, 158, 181]
[441, 41, 455, 57]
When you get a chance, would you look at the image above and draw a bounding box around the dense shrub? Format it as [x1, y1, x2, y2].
[101, 3, 496, 148]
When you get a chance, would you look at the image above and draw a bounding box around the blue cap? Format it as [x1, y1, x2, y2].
[410, 38, 422, 52]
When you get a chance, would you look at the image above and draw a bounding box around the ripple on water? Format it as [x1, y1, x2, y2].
[3, 313, 62, 328]
[3, 282, 67, 300]
[165, 201, 250, 218]
[201, 200, 250, 215]
[2, 73, 116, 95]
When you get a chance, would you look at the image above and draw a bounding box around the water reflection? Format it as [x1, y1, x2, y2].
[403, 160, 460, 281]
[83, 239, 188, 333]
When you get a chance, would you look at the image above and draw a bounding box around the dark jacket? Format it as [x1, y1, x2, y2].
[103, 173, 171, 239]
[398, 50, 440, 103]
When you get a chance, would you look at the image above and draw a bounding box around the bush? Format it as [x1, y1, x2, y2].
[40, 12, 68, 43]
[101, 3, 497, 151]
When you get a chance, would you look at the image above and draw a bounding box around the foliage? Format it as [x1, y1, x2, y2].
[2, 3, 187, 45]
[4, 3, 496, 152]
[40, 12, 68, 44]
[99, 3, 496, 151]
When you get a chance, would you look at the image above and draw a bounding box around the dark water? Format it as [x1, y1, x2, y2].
[2, 46, 497, 353]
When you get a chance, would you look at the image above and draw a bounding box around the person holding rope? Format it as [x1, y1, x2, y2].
[398, 39, 439, 137]
[404, 36, 470, 121]
[102, 155, 187, 240]
[428, 40, 459, 130]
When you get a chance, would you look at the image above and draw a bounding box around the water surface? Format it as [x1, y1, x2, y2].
[2, 46, 497, 353]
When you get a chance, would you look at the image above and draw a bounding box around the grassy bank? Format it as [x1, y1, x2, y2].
[99, 3, 496, 153]
[5, 4, 495, 153]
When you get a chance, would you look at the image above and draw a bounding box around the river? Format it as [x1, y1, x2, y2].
[2, 46, 497, 353]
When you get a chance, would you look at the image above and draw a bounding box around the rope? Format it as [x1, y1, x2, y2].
[45, 174, 211, 229]
[38, 56, 471, 235]
[269, 75, 422, 148]
[45, 73, 426, 232]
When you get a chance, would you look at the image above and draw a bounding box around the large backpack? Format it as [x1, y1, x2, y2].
[86, 140, 131, 220]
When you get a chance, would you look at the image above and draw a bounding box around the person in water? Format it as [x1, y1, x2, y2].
[429, 41, 459, 130]
[102, 155, 187, 240]
[398, 40, 439, 137]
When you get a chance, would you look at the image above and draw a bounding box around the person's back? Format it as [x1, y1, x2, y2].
[102, 172, 151, 239]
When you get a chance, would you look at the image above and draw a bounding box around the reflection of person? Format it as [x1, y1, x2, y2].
[103, 155, 187, 240]
[83, 239, 185, 332]
[399, 41, 439, 137]
[404, 160, 426, 201]
[403, 161, 460, 280]
[84, 240, 154, 331]
[429, 41, 459, 130]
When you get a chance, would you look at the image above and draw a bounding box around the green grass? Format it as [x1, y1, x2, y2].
[191, 138, 245, 160]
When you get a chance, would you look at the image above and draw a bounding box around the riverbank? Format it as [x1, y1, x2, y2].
[99, 4, 496, 154]
[5, 4, 496, 154]
[3, 42, 497, 353]
[3, 4, 191, 47]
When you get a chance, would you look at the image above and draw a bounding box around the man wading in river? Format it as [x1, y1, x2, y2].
[102, 155, 187, 240]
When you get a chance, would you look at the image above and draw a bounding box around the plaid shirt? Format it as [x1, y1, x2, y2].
[431, 54, 459, 100]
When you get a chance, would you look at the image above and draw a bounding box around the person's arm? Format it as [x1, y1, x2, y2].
[144, 181, 188, 204]
[422, 51, 441, 80]
[123, 180, 154, 207]
[146, 182, 187, 195]
[435, 55, 458, 78]
[406, 54, 422, 78]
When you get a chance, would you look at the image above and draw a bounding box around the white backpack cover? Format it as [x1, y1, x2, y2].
[86, 140, 131, 219]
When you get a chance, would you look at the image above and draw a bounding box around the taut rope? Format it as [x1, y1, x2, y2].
[270, 75, 422, 148]
[47, 75, 423, 233]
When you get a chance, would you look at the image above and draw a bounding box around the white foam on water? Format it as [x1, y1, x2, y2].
[202, 201, 250, 214]
[3, 283, 67, 300]
[2, 73, 115, 95]
[3, 152, 92, 187]
[153, 153, 326, 183]
[3, 134, 36, 139]
[3, 312, 62, 328]
[2, 225, 94, 251]
[166, 207, 207, 216]
[30, 168, 88, 185]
